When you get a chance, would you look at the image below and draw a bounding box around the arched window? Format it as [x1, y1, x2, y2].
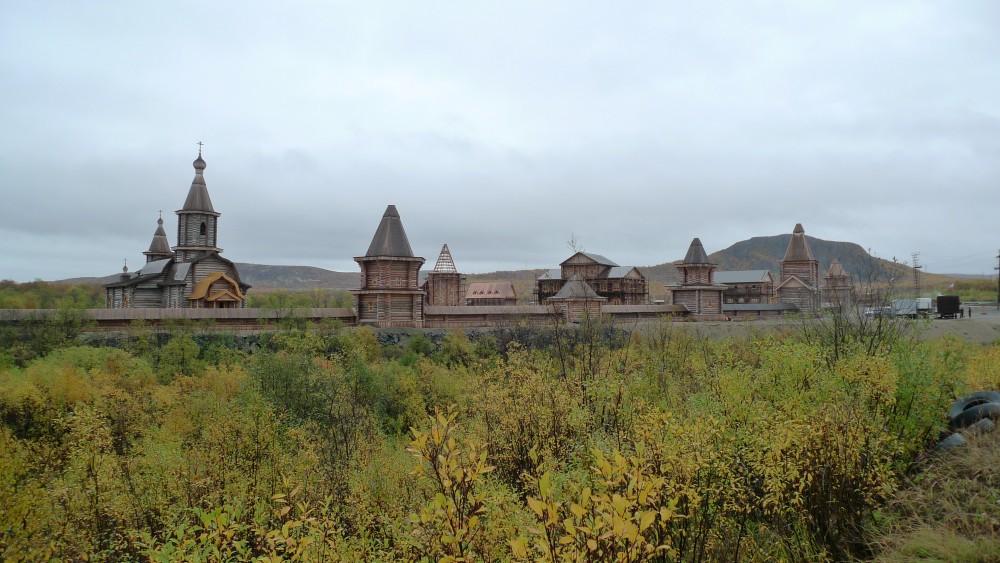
[200, 222, 207, 236]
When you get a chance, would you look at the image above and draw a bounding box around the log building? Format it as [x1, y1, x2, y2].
[104, 151, 249, 309]
[465, 282, 517, 306]
[715, 270, 775, 304]
[423, 244, 465, 306]
[353, 205, 426, 327]
[821, 259, 852, 308]
[534, 252, 647, 305]
[775, 223, 820, 311]
[546, 274, 606, 323]
[666, 238, 727, 317]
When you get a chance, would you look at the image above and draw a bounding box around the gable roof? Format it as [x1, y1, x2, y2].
[775, 275, 816, 291]
[187, 272, 246, 301]
[466, 282, 517, 300]
[560, 251, 619, 267]
[366, 205, 414, 257]
[607, 266, 643, 279]
[538, 268, 562, 280]
[714, 270, 773, 284]
[782, 223, 815, 262]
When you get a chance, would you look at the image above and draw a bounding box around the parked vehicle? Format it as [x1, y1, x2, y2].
[864, 306, 891, 318]
[937, 295, 961, 319]
[891, 298, 932, 319]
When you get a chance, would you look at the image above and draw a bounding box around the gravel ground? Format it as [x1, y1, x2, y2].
[639, 307, 1000, 345]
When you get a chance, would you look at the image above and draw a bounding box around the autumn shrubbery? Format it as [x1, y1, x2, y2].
[0, 319, 995, 561]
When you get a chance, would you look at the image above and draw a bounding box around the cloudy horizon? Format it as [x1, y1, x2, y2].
[2, 1, 999, 282]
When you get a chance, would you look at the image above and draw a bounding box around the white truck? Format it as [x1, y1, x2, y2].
[891, 298, 932, 318]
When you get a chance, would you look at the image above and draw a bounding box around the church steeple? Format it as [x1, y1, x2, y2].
[143, 213, 174, 263]
[174, 147, 222, 261]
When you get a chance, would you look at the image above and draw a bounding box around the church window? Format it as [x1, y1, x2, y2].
[200, 222, 207, 236]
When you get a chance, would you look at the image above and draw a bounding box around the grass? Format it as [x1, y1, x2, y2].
[871, 429, 1000, 562]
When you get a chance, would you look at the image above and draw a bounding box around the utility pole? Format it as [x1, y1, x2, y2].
[912, 252, 923, 297]
[995, 250, 1000, 310]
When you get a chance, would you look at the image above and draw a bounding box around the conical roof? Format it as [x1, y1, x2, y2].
[181, 152, 215, 213]
[432, 244, 458, 273]
[551, 274, 604, 300]
[825, 259, 848, 278]
[782, 223, 815, 261]
[682, 238, 711, 264]
[366, 205, 414, 257]
[146, 216, 172, 255]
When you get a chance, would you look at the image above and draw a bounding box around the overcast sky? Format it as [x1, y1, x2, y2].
[2, 1, 999, 282]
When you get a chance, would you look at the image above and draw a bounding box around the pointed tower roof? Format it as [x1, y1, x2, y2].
[180, 150, 216, 213]
[824, 259, 848, 278]
[782, 223, 815, 261]
[432, 244, 458, 273]
[365, 205, 414, 257]
[682, 238, 712, 264]
[550, 274, 604, 300]
[144, 215, 173, 257]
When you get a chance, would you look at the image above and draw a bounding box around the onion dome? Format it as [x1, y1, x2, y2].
[181, 150, 215, 212]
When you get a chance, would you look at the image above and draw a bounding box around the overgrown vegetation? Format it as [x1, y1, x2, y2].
[0, 314, 996, 561]
[0, 279, 104, 309]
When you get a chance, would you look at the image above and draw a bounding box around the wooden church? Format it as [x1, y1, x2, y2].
[104, 151, 249, 308]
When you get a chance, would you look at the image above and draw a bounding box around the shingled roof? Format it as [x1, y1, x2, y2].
[824, 259, 848, 278]
[549, 274, 605, 300]
[782, 223, 815, 262]
[366, 205, 414, 257]
[145, 216, 172, 255]
[180, 152, 216, 213]
[682, 238, 712, 264]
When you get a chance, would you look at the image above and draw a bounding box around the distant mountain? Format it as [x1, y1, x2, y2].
[642, 234, 929, 285]
[53, 234, 945, 292]
[54, 263, 360, 291]
[233, 264, 358, 290]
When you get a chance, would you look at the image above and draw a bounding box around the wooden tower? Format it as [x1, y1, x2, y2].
[424, 244, 465, 306]
[667, 238, 726, 316]
[546, 274, 606, 323]
[353, 205, 426, 327]
[822, 259, 852, 308]
[776, 223, 820, 311]
[173, 151, 220, 263]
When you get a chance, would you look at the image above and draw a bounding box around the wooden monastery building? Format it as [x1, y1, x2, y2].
[665, 238, 727, 318]
[465, 282, 517, 306]
[546, 274, 606, 323]
[353, 205, 426, 328]
[775, 223, 820, 311]
[104, 151, 250, 309]
[422, 244, 465, 306]
[821, 259, 853, 308]
[715, 270, 775, 304]
[534, 252, 647, 305]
